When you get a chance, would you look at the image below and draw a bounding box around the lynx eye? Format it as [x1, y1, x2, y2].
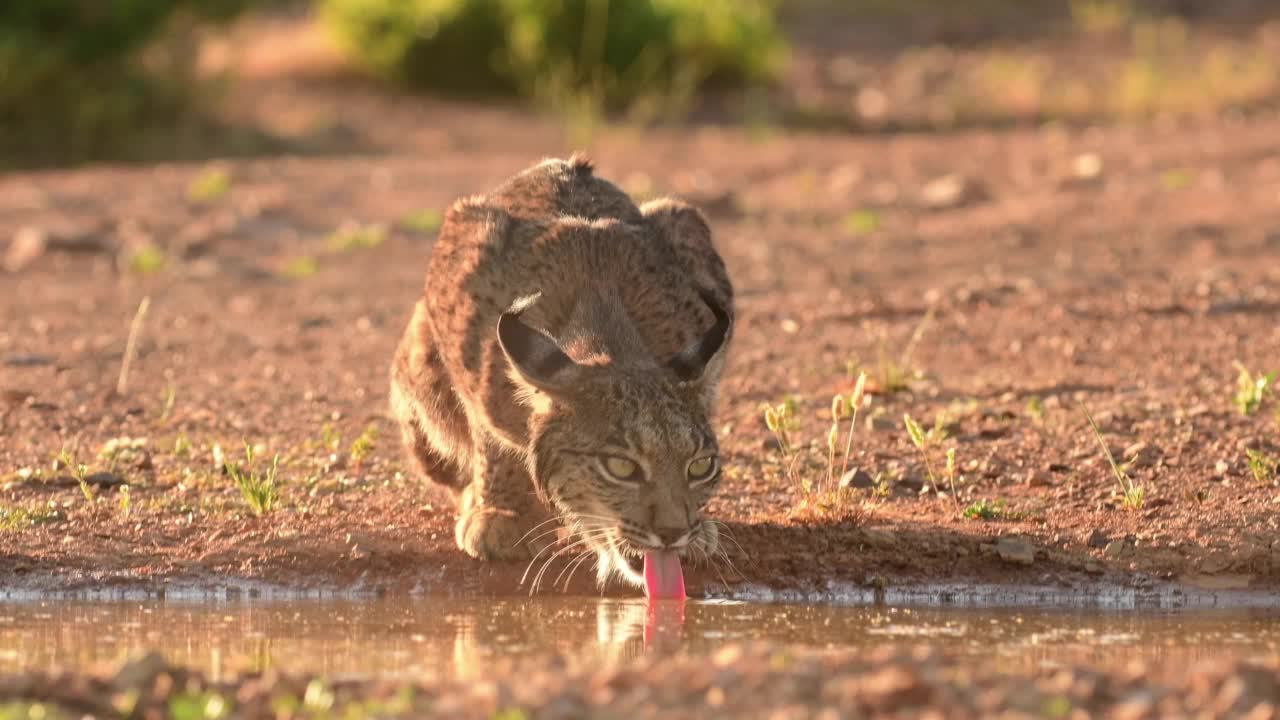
[602, 456, 640, 481]
[687, 456, 718, 482]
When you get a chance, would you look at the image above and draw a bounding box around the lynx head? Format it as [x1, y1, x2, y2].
[496, 290, 732, 588]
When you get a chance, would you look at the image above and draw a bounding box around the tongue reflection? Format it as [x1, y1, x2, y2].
[643, 550, 685, 600]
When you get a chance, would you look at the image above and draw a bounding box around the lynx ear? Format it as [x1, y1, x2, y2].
[668, 288, 732, 385]
[497, 294, 583, 396]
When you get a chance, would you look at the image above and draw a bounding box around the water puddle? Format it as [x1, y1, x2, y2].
[3, 598, 1278, 680]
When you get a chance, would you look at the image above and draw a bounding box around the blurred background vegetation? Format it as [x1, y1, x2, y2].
[3, 0, 1280, 168]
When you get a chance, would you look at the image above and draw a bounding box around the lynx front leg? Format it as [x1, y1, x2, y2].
[455, 443, 552, 561]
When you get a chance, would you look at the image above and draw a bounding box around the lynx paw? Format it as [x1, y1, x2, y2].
[455, 507, 545, 561]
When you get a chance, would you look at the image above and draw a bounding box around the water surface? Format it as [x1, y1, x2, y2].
[2, 598, 1277, 680]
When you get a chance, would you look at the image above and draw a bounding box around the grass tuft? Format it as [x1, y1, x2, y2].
[962, 498, 1007, 521]
[1081, 405, 1144, 509]
[349, 424, 378, 468]
[326, 224, 386, 253]
[187, 167, 231, 202]
[1233, 362, 1275, 415]
[56, 448, 95, 503]
[279, 256, 319, 279]
[1246, 448, 1277, 484]
[225, 442, 281, 516]
[400, 209, 444, 234]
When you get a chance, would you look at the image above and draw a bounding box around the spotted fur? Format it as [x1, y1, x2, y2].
[390, 155, 734, 588]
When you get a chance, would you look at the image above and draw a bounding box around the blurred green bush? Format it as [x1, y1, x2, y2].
[0, 0, 256, 166]
[321, 0, 786, 110]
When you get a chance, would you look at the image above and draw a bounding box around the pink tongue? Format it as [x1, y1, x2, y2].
[643, 551, 685, 600]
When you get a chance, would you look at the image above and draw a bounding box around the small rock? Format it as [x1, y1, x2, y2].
[1025, 470, 1051, 487]
[112, 650, 169, 688]
[1216, 459, 1231, 474]
[4, 226, 47, 273]
[839, 468, 876, 489]
[1104, 539, 1130, 560]
[85, 471, 126, 488]
[858, 666, 930, 709]
[921, 173, 987, 210]
[1071, 152, 1104, 181]
[1123, 441, 1160, 468]
[1198, 555, 1232, 574]
[1086, 529, 1109, 548]
[995, 536, 1035, 565]
[861, 526, 897, 548]
[3, 354, 56, 368]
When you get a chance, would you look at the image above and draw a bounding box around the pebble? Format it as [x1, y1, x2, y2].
[1086, 529, 1109, 549]
[839, 468, 875, 489]
[1026, 470, 1051, 487]
[921, 174, 987, 210]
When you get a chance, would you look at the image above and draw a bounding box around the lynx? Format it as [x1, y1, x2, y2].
[389, 155, 733, 591]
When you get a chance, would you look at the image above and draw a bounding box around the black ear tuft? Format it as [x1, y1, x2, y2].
[668, 288, 732, 383]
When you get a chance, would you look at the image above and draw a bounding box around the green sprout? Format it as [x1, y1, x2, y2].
[843, 208, 880, 235]
[225, 442, 280, 516]
[349, 425, 378, 468]
[321, 422, 342, 453]
[126, 245, 166, 274]
[187, 166, 231, 202]
[1246, 449, 1277, 484]
[1233, 362, 1275, 415]
[400, 209, 444, 234]
[962, 498, 1007, 521]
[1, 505, 56, 532]
[57, 448, 94, 503]
[1082, 405, 1144, 510]
[904, 413, 957, 508]
[279, 256, 319, 279]
[326, 224, 385, 253]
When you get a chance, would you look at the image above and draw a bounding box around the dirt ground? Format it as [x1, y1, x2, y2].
[4, 57, 1280, 601]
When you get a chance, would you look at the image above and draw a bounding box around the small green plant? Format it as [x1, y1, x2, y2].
[321, 422, 343, 453]
[126, 244, 166, 274]
[350, 424, 378, 468]
[57, 448, 95, 503]
[118, 484, 131, 515]
[187, 166, 230, 202]
[0, 504, 55, 532]
[326, 223, 386, 253]
[225, 442, 281, 516]
[1026, 395, 1045, 423]
[1233, 362, 1275, 415]
[173, 434, 192, 457]
[962, 498, 1007, 521]
[279, 256, 319, 279]
[1082, 405, 1145, 510]
[1159, 167, 1195, 190]
[401, 209, 444, 234]
[843, 208, 880, 235]
[1246, 448, 1278, 484]
[903, 413, 958, 508]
